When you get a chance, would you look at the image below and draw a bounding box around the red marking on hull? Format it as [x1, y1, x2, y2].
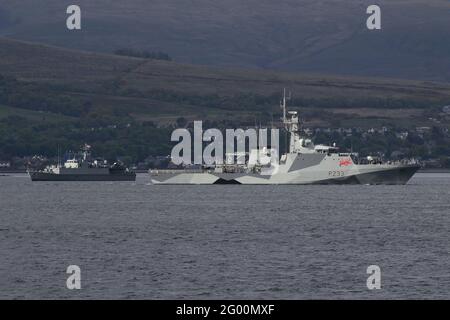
[339, 159, 352, 167]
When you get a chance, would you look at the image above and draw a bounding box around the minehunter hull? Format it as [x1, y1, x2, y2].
[29, 172, 136, 182]
[150, 153, 420, 185]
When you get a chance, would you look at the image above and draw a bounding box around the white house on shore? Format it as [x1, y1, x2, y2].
[0, 161, 11, 168]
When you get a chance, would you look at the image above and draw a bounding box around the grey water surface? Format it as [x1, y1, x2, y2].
[0, 173, 449, 299]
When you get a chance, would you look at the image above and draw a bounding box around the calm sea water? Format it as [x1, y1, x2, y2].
[0, 173, 449, 299]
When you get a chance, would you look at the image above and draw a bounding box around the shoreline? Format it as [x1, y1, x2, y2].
[0, 169, 150, 174]
[418, 169, 450, 173]
[2, 169, 450, 174]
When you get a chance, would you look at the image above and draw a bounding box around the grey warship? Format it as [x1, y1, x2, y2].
[150, 91, 420, 185]
[29, 145, 136, 182]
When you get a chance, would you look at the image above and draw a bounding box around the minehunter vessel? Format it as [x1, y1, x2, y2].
[29, 145, 136, 182]
[150, 92, 420, 185]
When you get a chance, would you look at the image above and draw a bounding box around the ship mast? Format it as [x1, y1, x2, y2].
[281, 88, 287, 123]
[280, 89, 301, 153]
[57, 144, 61, 168]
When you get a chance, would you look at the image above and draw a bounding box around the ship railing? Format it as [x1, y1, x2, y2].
[354, 158, 420, 166]
[150, 169, 204, 175]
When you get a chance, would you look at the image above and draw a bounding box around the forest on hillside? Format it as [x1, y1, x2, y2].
[1, 70, 450, 168]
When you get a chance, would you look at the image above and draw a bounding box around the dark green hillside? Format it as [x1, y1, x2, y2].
[1, 37, 450, 115]
[0, 38, 449, 164]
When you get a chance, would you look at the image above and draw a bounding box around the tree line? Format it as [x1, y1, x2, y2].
[114, 48, 172, 61]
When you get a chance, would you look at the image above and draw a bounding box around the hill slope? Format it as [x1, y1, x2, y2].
[1, 37, 450, 124]
[0, 37, 450, 163]
[1, 0, 450, 81]
[0, 37, 449, 126]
